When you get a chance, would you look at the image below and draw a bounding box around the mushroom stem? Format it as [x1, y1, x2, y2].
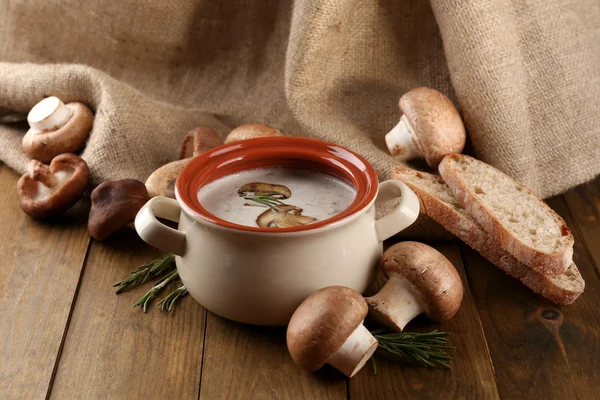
[384, 115, 422, 160]
[27, 96, 73, 133]
[27, 160, 58, 188]
[365, 275, 428, 332]
[327, 323, 378, 378]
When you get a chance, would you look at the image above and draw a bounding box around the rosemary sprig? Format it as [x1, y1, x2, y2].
[257, 191, 286, 198]
[371, 355, 378, 374]
[243, 194, 285, 211]
[113, 253, 176, 294]
[156, 285, 188, 312]
[134, 270, 180, 313]
[114, 256, 456, 370]
[371, 329, 455, 368]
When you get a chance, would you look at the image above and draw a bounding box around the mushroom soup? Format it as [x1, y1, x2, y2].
[197, 167, 357, 228]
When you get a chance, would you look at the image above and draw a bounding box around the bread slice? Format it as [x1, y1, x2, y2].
[438, 154, 573, 275]
[393, 167, 584, 305]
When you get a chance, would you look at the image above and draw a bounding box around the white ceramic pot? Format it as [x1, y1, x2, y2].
[135, 137, 419, 325]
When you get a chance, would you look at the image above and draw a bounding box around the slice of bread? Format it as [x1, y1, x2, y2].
[393, 167, 584, 305]
[438, 154, 574, 275]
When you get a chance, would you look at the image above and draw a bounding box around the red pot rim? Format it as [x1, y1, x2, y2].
[175, 136, 379, 232]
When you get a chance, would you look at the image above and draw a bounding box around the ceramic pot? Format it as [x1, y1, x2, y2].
[135, 137, 419, 325]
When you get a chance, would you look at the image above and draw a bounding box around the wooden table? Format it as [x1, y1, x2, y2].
[1, 163, 599, 400]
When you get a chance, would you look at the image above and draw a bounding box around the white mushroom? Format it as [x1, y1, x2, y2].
[385, 88, 466, 168]
[286, 286, 378, 378]
[365, 241, 463, 332]
[22, 96, 94, 162]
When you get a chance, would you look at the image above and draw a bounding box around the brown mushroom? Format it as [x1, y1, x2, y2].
[180, 127, 223, 159]
[275, 204, 302, 215]
[224, 123, 283, 144]
[146, 127, 223, 198]
[384, 88, 466, 168]
[145, 158, 190, 198]
[287, 286, 378, 378]
[256, 206, 316, 228]
[365, 242, 463, 332]
[17, 154, 89, 219]
[88, 179, 150, 240]
[22, 96, 94, 162]
[238, 182, 291, 199]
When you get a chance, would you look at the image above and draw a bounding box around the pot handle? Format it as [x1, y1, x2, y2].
[374, 180, 420, 242]
[135, 197, 186, 256]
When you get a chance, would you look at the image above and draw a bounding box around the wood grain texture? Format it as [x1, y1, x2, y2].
[0, 165, 90, 400]
[199, 313, 347, 400]
[2, 164, 599, 400]
[563, 177, 600, 275]
[459, 196, 600, 400]
[49, 231, 206, 400]
[350, 241, 499, 400]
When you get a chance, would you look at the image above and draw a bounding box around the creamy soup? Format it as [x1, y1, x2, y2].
[197, 167, 357, 228]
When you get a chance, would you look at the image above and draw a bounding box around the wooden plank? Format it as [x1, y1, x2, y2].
[49, 232, 206, 399]
[563, 177, 600, 275]
[199, 313, 347, 400]
[458, 195, 600, 400]
[350, 241, 499, 400]
[0, 165, 90, 399]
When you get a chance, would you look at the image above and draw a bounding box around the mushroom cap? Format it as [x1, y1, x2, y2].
[88, 179, 150, 240]
[380, 241, 463, 322]
[22, 102, 94, 163]
[146, 127, 221, 198]
[238, 182, 291, 199]
[180, 127, 223, 159]
[399, 88, 466, 168]
[17, 154, 89, 219]
[224, 123, 283, 144]
[145, 158, 191, 198]
[256, 207, 316, 228]
[286, 286, 368, 372]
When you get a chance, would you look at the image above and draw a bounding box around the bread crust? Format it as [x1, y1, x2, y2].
[393, 167, 584, 305]
[438, 154, 573, 275]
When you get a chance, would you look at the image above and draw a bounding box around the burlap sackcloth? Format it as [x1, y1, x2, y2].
[0, 0, 598, 200]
